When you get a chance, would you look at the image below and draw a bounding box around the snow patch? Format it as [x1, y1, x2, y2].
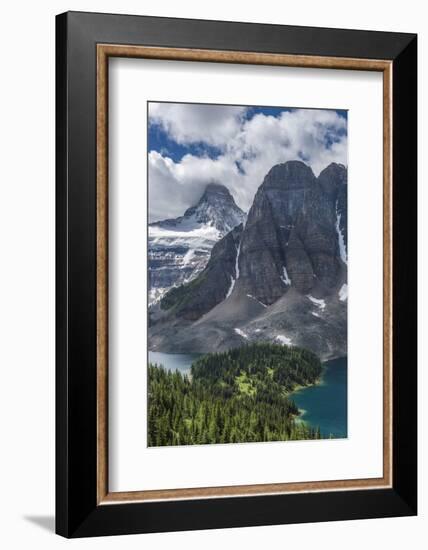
[311, 311, 321, 318]
[234, 242, 241, 280]
[225, 276, 235, 299]
[339, 283, 348, 301]
[234, 328, 249, 340]
[280, 265, 291, 286]
[182, 249, 195, 266]
[148, 287, 168, 306]
[276, 335, 293, 346]
[246, 294, 267, 308]
[307, 295, 326, 310]
[149, 223, 220, 241]
[335, 200, 347, 264]
[149, 223, 220, 249]
[224, 242, 241, 300]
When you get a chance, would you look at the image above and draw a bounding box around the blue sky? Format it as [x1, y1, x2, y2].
[148, 123, 223, 163]
[147, 102, 348, 221]
[149, 104, 347, 163]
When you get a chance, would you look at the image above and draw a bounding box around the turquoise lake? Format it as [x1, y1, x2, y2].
[148, 351, 200, 375]
[290, 356, 348, 439]
[148, 352, 348, 440]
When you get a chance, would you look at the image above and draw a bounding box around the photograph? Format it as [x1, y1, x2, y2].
[147, 101, 348, 446]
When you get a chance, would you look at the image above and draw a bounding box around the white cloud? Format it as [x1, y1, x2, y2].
[149, 102, 246, 148]
[148, 106, 347, 221]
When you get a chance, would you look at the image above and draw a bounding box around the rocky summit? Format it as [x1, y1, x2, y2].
[148, 182, 245, 305]
[181, 182, 246, 235]
[149, 161, 348, 360]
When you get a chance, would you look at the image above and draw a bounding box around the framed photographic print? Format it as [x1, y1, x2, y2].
[56, 11, 417, 537]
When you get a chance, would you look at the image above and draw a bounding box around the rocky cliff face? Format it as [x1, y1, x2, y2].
[148, 183, 245, 305]
[237, 161, 343, 304]
[150, 161, 348, 360]
[318, 162, 347, 260]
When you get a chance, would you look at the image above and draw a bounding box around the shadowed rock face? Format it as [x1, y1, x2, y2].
[237, 161, 346, 303]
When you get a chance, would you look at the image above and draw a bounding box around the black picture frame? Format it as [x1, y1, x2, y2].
[56, 11, 417, 538]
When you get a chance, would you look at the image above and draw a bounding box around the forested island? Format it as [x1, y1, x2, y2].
[148, 343, 323, 446]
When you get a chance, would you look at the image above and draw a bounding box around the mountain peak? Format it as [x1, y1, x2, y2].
[151, 182, 245, 237]
[319, 162, 347, 179]
[262, 160, 316, 191]
[196, 182, 234, 205]
[318, 162, 347, 199]
[181, 182, 245, 234]
[204, 182, 231, 194]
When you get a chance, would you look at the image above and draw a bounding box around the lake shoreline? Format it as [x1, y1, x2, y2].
[289, 357, 347, 438]
[148, 351, 348, 440]
[149, 344, 323, 445]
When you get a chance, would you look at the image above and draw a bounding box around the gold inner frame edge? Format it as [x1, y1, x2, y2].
[96, 44, 393, 505]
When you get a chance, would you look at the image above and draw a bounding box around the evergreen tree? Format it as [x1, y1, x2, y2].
[148, 343, 323, 446]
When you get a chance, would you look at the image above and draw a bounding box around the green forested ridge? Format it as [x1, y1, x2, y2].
[159, 272, 206, 312]
[148, 343, 322, 446]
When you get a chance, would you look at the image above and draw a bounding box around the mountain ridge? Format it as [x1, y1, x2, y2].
[150, 160, 348, 360]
